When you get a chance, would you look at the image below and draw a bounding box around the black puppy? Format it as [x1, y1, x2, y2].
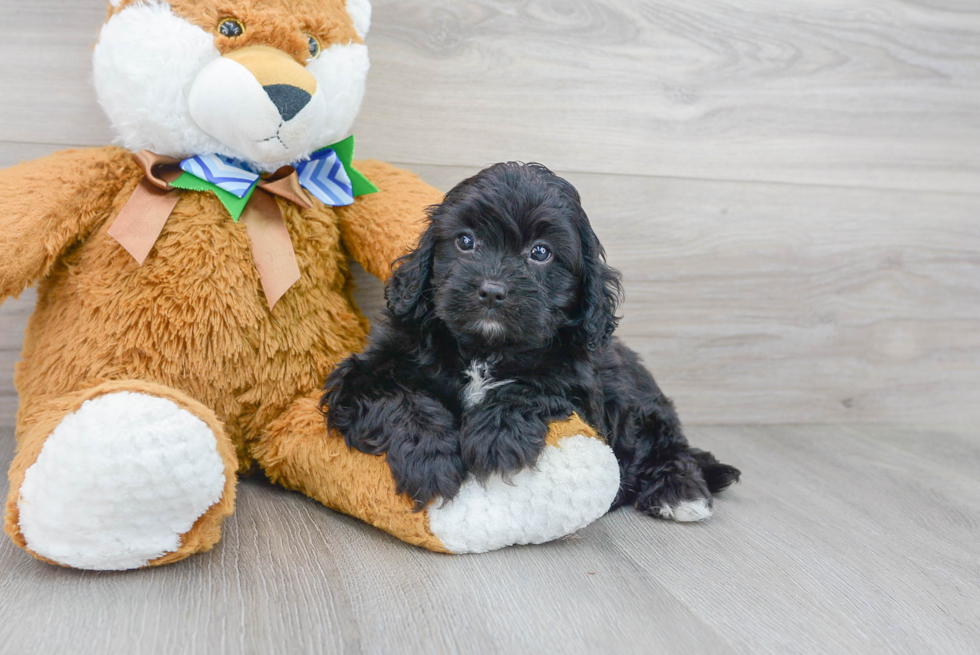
[323, 163, 739, 521]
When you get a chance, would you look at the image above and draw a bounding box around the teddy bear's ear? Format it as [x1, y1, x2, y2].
[346, 0, 372, 39]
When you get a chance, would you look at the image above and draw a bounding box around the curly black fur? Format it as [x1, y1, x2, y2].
[323, 162, 740, 513]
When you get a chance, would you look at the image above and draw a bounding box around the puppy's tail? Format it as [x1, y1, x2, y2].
[690, 448, 741, 493]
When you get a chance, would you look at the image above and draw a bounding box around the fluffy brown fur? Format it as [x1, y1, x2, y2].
[2, 0, 615, 567]
[1, 146, 441, 564]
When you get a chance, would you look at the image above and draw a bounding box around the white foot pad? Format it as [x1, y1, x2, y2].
[17, 392, 227, 570]
[427, 435, 620, 554]
[657, 498, 713, 522]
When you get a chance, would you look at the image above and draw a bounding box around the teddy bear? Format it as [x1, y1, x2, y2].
[0, 0, 620, 570]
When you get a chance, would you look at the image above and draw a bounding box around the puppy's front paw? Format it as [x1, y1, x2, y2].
[460, 408, 548, 482]
[387, 445, 465, 510]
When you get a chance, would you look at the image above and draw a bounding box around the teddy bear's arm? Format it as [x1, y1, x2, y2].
[0, 146, 136, 301]
[333, 160, 444, 282]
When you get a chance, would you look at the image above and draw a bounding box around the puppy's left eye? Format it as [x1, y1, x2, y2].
[529, 244, 552, 263]
[457, 234, 476, 251]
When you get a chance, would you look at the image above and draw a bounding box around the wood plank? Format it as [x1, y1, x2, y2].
[0, 1, 978, 193]
[600, 423, 980, 654]
[0, 141, 69, 168]
[1, 424, 978, 653]
[361, 0, 980, 193]
[847, 423, 980, 476]
[0, 5, 109, 146]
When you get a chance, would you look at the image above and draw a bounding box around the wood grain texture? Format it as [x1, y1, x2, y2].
[0, 416, 978, 654]
[361, 0, 980, 194]
[1, 0, 979, 192]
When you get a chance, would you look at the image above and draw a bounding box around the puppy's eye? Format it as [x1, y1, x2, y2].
[456, 234, 476, 251]
[306, 34, 322, 59]
[218, 18, 245, 37]
[529, 244, 552, 262]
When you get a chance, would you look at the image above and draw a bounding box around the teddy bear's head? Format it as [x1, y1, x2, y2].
[94, 0, 371, 171]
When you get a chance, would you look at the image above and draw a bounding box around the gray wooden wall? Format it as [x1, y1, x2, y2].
[1, 0, 978, 425]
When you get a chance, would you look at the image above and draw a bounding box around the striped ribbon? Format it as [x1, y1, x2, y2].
[180, 148, 354, 207]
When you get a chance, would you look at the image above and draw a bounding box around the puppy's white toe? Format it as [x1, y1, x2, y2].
[657, 498, 713, 522]
[17, 392, 227, 570]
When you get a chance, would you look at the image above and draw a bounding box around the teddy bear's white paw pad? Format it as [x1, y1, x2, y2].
[657, 498, 713, 522]
[17, 392, 226, 570]
[427, 435, 620, 554]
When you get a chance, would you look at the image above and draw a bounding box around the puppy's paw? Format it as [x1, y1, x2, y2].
[633, 459, 714, 523]
[689, 448, 742, 493]
[649, 497, 713, 522]
[459, 409, 547, 482]
[322, 358, 394, 452]
[387, 441, 465, 510]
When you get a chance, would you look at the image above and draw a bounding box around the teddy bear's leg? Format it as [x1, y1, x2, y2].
[254, 391, 620, 554]
[254, 391, 450, 552]
[5, 381, 237, 570]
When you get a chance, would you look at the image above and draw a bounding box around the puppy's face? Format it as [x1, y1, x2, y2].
[387, 163, 621, 354]
[430, 169, 582, 350]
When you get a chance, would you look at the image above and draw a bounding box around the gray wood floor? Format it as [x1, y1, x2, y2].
[1, 0, 979, 653]
[2, 295, 978, 653]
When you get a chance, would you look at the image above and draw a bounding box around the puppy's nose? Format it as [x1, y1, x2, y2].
[478, 280, 508, 308]
[263, 84, 312, 122]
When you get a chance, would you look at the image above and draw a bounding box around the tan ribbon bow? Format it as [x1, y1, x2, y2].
[108, 150, 310, 309]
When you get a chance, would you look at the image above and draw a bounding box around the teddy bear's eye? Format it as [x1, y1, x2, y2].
[218, 18, 245, 38]
[306, 34, 322, 59]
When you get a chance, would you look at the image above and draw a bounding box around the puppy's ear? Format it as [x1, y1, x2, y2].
[386, 218, 437, 323]
[575, 211, 623, 351]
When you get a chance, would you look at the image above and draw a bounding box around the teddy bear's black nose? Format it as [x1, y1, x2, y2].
[263, 84, 312, 122]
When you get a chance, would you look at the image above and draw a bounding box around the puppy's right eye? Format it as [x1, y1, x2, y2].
[456, 234, 475, 251]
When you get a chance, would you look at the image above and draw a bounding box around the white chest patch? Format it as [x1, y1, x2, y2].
[461, 361, 513, 409]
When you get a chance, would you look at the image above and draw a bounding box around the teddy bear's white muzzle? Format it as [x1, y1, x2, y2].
[188, 47, 327, 166]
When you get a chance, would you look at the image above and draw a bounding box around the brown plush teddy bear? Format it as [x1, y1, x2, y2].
[0, 0, 620, 570]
